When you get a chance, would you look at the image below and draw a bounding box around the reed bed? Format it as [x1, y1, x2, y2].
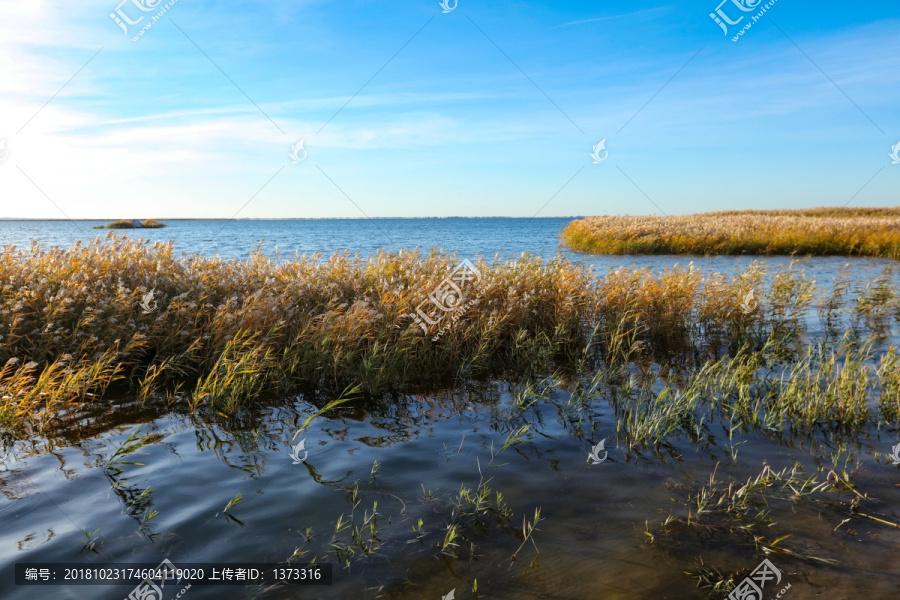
[94, 219, 166, 229]
[561, 207, 900, 257]
[1, 235, 898, 430]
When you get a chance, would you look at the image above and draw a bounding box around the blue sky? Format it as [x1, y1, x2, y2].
[0, 0, 898, 219]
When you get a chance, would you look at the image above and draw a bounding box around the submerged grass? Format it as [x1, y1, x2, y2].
[660, 457, 893, 596]
[1, 235, 899, 432]
[603, 334, 900, 453]
[561, 207, 900, 257]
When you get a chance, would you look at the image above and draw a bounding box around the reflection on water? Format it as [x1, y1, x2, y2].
[2, 369, 900, 599]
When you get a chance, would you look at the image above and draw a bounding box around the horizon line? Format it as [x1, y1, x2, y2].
[0, 216, 587, 221]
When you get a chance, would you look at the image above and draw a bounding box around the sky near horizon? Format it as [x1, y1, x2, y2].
[0, 0, 898, 220]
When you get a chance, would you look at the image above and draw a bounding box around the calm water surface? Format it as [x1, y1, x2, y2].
[1, 218, 896, 285]
[1, 220, 899, 599]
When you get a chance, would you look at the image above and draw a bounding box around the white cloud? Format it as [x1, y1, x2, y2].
[1, 3, 897, 219]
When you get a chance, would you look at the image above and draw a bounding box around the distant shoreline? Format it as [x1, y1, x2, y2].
[0, 216, 583, 221]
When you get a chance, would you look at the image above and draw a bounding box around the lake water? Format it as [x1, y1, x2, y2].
[1, 219, 899, 599]
[1, 218, 897, 285]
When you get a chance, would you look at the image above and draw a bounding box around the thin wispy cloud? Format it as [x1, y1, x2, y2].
[554, 7, 672, 29]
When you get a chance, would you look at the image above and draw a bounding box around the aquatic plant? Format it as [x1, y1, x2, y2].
[106, 220, 139, 229]
[1, 235, 898, 432]
[654, 454, 900, 595]
[80, 528, 101, 554]
[561, 207, 900, 258]
[104, 427, 162, 533]
[328, 485, 382, 565]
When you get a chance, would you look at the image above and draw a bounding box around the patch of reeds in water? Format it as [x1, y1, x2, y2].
[0, 235, 898, 430]
[93, 219, 166, 230]
[560, 207, 900, 257]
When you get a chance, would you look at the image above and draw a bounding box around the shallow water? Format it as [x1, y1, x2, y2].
[2, 219, 900, 599]
[2, 380, 900, 599]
